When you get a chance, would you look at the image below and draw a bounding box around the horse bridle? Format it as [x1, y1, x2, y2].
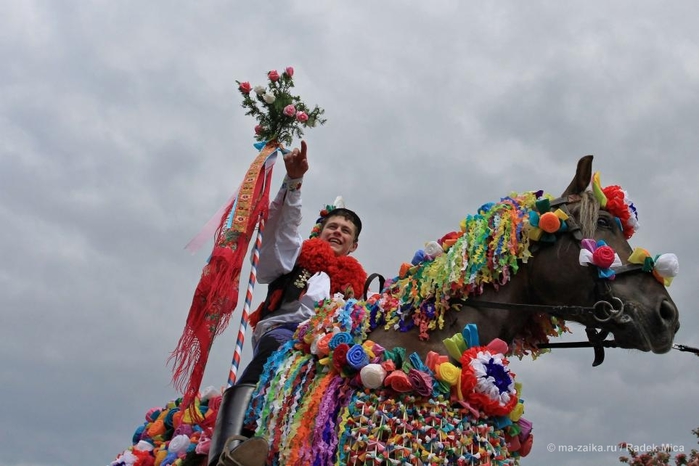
[363, 194, 698, 366]
[470, 194, 699, 364]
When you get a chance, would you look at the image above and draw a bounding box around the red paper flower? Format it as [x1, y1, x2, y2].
[592, 245, 616, 269]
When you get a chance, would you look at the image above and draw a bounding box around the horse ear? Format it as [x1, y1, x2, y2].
[561, 155, 594, 197]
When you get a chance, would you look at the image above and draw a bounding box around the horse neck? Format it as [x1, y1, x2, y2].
[456, 263, 534, 346]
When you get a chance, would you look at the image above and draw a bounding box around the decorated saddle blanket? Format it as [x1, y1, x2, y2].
[245, 296, 534, 465]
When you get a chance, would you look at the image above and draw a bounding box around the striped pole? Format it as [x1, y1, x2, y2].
[227, 214, 265, 387]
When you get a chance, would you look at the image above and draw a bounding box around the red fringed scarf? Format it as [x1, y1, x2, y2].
[170, 142, 279, 412]
[249, 238, 367, 329]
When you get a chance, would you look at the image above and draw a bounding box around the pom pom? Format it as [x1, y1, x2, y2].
[538, 212, 561, 233]
[655, 253, 679, 278]
[360, 363, 387, 389]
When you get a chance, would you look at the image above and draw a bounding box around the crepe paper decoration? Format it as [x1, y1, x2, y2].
[592, 172, 608, 208]
[359, 364, 387, 389]
[628, 247, 680, 286]
[462, 322, 480, 348]
[460, 345, 519, 417]
[527, 198, 569, 242]
[579, 238, 622, 279]
[593, 171, 639, 239]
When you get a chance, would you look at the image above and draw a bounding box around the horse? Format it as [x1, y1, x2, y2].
[239, 155, 678, 466]
[111, 155, 679, 466]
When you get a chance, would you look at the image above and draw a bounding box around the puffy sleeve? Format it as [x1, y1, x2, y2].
[256, 176, 304, 284]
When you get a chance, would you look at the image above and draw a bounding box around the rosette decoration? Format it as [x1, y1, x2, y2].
[592, 172, 639, 239]
[527, 197, 569, 242]
[459, 338, 519, 417]
[579, 238, 622, 279]
[628, 247, 679, 286]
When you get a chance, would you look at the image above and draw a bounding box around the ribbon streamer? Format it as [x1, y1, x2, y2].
[170, 141, 281, 412]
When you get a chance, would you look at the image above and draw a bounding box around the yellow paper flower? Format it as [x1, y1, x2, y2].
[435, 362, 461, 386]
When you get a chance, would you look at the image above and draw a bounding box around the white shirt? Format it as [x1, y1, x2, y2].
[252, 176, 331, 345]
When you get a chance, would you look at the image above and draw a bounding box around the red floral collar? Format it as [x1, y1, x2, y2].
[296, 238, 367, 298]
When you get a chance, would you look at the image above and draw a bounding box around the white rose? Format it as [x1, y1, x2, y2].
[655, 253, 679, 277]
[424, 241, 443, 258]
[263, 93, 276, 104]
[168, 434, 191, 454]
[134, 440, 154, 451]
[360, 363, 387, 389]
[254, 85, 265, 95]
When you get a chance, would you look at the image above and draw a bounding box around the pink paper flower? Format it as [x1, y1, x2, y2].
[296, 111, 308, 122]
[285, 66, 294, 78]
[238, 81, 252, 94]
[268, 70, 280, 82]
[283, 104, 296, 117]
[254, 124, 263, 135]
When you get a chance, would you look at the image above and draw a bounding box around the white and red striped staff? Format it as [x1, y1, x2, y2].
[227, 215, 265, 387]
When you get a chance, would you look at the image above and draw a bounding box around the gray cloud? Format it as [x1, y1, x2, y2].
[2, 1, 698, 465]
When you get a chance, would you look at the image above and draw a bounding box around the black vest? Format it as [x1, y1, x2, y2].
[256, 265, 311, 322]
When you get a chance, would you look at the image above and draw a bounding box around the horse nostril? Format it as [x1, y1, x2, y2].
[659, 299, 678, 325]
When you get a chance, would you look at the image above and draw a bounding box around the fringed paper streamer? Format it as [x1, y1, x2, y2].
[170, 141, 280, 412]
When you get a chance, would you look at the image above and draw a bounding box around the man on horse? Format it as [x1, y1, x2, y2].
[209, 140, 367, 466]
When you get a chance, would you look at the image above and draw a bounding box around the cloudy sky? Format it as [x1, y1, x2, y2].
[2, 2, 698, 465]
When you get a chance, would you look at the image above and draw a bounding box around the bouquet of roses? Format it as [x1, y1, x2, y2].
[236, 66, 326, 146]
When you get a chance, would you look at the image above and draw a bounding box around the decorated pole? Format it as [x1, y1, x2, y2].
[228, 210, 264, 387]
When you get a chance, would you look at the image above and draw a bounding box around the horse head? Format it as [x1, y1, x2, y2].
[371, 155, 679, 362]
[525, 155, 679, 354]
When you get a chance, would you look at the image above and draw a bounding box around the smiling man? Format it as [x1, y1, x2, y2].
[208, 141, 366, 466]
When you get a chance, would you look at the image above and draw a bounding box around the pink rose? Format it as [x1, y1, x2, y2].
[593, 245, 616, 269]
[238, 81, 252, 94]
[285, 66, 294, 78]
[268, 70, 279, 82]
[283, 104, 296, 117]
[296, 111, 308, 122]
[254, 124, 263, 135]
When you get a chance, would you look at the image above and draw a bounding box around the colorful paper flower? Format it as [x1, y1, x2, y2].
[579, 238, 622, 279]
[527, 198, 569, 242]
[359, 363, 387, 389]
[460, 346, 518, 417]
[592, 172, 639, 239]
[628, 247, 679, 286]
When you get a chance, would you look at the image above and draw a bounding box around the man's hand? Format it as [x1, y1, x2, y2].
[284, 140, 309, 179]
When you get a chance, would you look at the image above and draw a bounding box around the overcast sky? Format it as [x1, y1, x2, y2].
[2, 2, 698, 465]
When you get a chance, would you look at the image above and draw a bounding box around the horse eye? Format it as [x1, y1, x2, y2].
[597, 217, 611, 228]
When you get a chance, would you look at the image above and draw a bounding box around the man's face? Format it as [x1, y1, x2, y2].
[319, 215, 358, 256]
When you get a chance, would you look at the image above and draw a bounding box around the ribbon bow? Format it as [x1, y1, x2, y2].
[628, 248, 679, 286]
[579, 239, 622, 279]
[527, 198, 569, 242]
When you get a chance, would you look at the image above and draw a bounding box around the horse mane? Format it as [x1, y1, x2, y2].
[377, 191, 553, 342]
[577, 190, 602, 238]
